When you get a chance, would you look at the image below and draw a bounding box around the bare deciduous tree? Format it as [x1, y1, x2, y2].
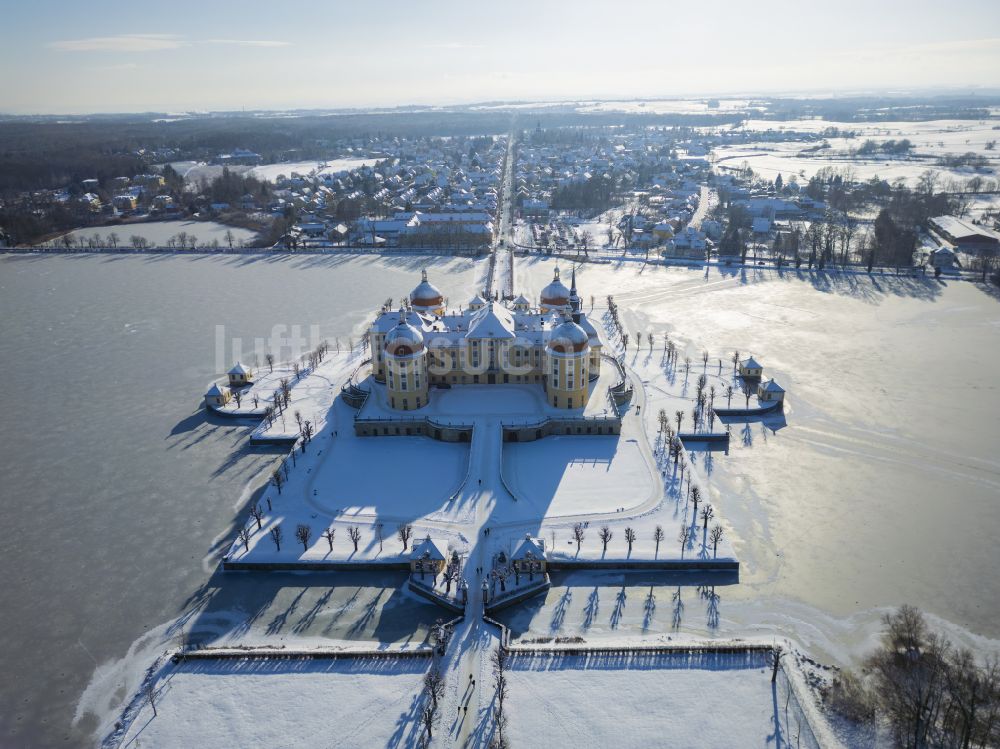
[491, 646, 509, 748]
[625, 527, 636, 555]
[295, 523, 312, 551]
[700, 504, 714, 531]
[599, 525, 613, 553]
[572, 523, 585, 553]
[269, 524, 283, 551]
[653, 525, 664, 557]
[145, 683, 157, 717]
[709, 525, 725, 558]
[770, 645, 785, 684]
[397, 523, 413, 551]
[348, 526, 361, 552]
[321, 526, 336, 551]
[678, 526, 691, 558]
[248, 503, 263, 530]
[421, 703, 438, 740]
[423, 668, 445, 710]
[237, 527, 251, 552]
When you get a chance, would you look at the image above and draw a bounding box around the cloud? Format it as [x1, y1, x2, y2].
[89, 62, 141, 72]
[422, 42, 484, 50]
[204, 39, 291, 48]
[47, 34, 290, 52]
[48, 34, 185, 52]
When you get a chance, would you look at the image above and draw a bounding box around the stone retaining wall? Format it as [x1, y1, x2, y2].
[547, 558, 739, 572]
[222, 559, 409, 571]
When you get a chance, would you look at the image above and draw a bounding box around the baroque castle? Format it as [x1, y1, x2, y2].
[369, 268, 603, 411]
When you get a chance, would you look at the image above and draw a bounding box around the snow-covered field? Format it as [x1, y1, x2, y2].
[249, 158, 376, 182]
[117, 657, 429, 749]
[503, 436, 653, 517]
[577, 98, 763, 115]
[53, 220, 258, 248]
[713, 118, 1000, 186]
[506, 651, 818, 748]
[168, 157, 376, 185]
[227, 388, 473, 565]
[310, 424, 469, 519]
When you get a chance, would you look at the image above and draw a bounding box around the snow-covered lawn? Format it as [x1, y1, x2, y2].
[310, 421, 469, 518]
[506, 651, 819, 748]
[118, 657, 429, 749]
[249, 349, 361, 440]
[227, 397, 472, 565]
[502, 435, 653, 517]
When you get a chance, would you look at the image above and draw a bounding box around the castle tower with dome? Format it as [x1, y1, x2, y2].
[383, 310, 430, 411]
[368, 267, 602, 411]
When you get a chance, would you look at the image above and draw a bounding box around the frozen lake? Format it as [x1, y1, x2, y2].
[0, 252, 483, 746]
[52, 220, 258, 248]
[505, 257, 1000, 665]
[1, 252, 998, 744]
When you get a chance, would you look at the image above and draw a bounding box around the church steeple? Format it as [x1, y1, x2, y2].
[569, 266, 582, 323]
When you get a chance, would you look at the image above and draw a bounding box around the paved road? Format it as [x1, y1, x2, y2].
[688, 184, 717, 231]
[488, 126, 518, 299]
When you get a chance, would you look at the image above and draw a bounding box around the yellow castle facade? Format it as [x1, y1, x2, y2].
[369, 268, 602, 411]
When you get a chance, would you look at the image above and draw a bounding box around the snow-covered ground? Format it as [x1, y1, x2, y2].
[503, 435, 653, 517]
[52, 220, 258, 248]
[168, 157, 377, 185]
[504, 256, 1000, 665]
[44, 249, 996, 748]
[248, 157, 376, 182]
[713, 118, 1000, 186]
[506, 650, 819, 748]
[116, 657, 429, 749]
[247, 349, 359, 441]
[226, 396, 473, 565]
[577, 98, 763, 115]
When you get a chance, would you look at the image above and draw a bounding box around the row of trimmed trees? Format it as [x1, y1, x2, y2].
[654, 416, 728, 558]
[571, 516, 725, 560]
[236, 502, 416, 558]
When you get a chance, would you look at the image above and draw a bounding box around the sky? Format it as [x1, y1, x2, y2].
[2, 0, 999, 114]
